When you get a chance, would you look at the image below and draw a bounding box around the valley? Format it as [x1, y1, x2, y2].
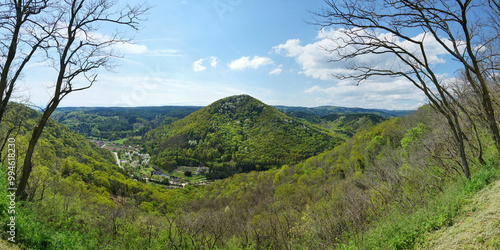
[2, 94, 500, 249]
[53, 94, 394, 186]
[77, 95, 398, 183]
[2, 0, 500, 249]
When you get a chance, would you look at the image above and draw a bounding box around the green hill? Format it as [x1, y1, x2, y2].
[1, 103, 117, 168]
[0, 103, 194, 249]
[274, 105, 412, 117]
[51, 106, 201, 141]
[283, 111, 388, 137]
[2, 101, 498, 249]
[144, 95, 343, 177]
[137, 104, 498, 249]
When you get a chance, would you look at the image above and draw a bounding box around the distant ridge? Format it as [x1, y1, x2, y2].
[274, 105, 412, 118]
[51, 100, 407, 142]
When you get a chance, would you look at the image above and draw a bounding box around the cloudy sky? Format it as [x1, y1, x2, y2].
[17, 0, 456, 110]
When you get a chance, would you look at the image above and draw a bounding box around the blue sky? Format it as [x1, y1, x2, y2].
[19, 0, 441, 110]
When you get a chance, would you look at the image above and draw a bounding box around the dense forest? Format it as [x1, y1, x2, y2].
[51, 106, 201, 141]
[274, 105, 410, 118]
[283, 111, 388, 138]
[2, 97, 499, 249]
[2, 0, 500, 248]
[144, 95, 345, 177]
[51, 104, 393, 143]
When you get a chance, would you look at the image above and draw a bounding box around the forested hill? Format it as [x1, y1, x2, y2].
[1, 103, 116, 167]
[0, 103, 203, 249]
[51, 106, 202, 140]
[282, 111, 388, 138]
[144, 95, 343, 176]
[50, 102, 408, 143]
[0, 103, 160, 202]
[274, 105, 411, 117]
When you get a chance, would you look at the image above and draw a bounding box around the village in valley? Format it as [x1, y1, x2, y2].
[90, 139, 209, 188]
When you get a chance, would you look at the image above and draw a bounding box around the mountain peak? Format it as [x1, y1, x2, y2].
[207, 94, 268, 119]
[211, 94, 261, 106]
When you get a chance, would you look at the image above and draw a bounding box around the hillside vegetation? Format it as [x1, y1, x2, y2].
[418, 175, 500, 249]
[1, 100, 499, 249]
[274, 105, 410, 118]
[137, 104, 498, 249]
[284, 111, 387, 138]
[0, 104, 201, 249]
[51, 106, 201, 141]
[144, 95, 343, 177]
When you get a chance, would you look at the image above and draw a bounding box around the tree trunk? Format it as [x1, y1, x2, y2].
[481, 90, 500, 157]
[446, 115, 471, 180]
[0, 9, 22, 124]
[16, 102, 58, 200]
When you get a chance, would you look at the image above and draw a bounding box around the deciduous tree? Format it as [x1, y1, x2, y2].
[17, 0, 148, 199]
[0, 0, 52, 125]
[313, 0, 500, 178]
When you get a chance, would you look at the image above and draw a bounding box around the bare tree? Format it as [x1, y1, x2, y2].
[313, 0, 500, 178]
[0, 0, 52, 125]
[490, 0, 500, 13]
[17, 0, 148, 200]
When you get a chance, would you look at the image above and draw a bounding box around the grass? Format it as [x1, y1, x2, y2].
[112, 138, 127, 145]
[417, 169, 500, 249]
[0, 238, 20, 249]
[345, 159, 500, 249]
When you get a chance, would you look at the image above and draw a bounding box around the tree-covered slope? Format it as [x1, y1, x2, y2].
[51, 106, 201, 140]
[274, 105, 412, 118]
[283, 111, 388, 137]
[1, 103, 116, 168]
[0, 103, 198, 249]
[154, 105, 498, 249]
[144, 95, 342, 174]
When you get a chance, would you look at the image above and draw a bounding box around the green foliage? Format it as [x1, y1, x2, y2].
[145, 95, 343, 176]
[351, 159, 500, 249]
[464, 157, 500, 193]
[286, 112, 387, 138]
[275, 105, 410, 118]
[51, 106, 201, 140]
[401, 122, 428, 151]
[2, 100, 498, 250]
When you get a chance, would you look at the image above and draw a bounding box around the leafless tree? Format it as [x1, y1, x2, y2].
[313, 0, 500, 179]
[17, 0, 148, 199]
[490, 0, 500, 13]
[0, 0, 52, 125]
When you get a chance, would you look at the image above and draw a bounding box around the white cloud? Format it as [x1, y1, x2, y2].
[115, 42, 148, 54]
[193, 59, 206, 72]
[146, 49, 183, 57]
[304, 85, 322, 93]
[210, 56, 218, 67]
[229, 56, 273, 70]
[51, 74, 249, 107]
[271, 28, 459, 109]
[269, 65, 283, 75]
[273, 28, 452, 81]
[193, 56, 218, 72]
[303, 76, 426, 110]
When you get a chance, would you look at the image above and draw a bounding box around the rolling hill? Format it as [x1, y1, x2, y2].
[274, 105, 412, 117]
[51, 106, 202, 141]
[281, 111, 388, 137]
[144, 95, 344, 177]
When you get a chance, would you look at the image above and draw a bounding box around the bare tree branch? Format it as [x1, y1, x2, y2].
[17, 0, 149, 200]
[311, 0, 500, 178]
